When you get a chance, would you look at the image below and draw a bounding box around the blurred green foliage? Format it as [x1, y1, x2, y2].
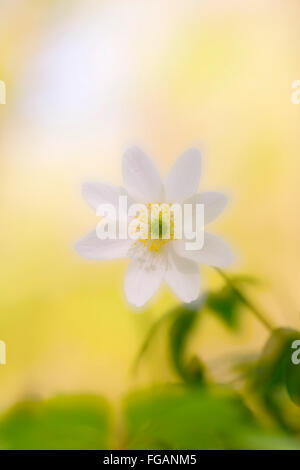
[128, 273, 300, 449]
[286, 350, 300, 407]
[0, 274, 299, 450]
[207, 274, 262, 330]
[124, 385, 300, 450]
[207, 286, 241, 329]
[251, 328, 300, 393]
[248, 328, 300, 431]
[169, 308, 205, 384]
[0, 384, 299, 450]
[0, 395, 112, 450]
[124, 386, 255, 449]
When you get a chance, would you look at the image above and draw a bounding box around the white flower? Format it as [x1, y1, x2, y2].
[75, 147, 234, 307]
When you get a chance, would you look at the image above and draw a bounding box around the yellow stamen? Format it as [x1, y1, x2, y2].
[132, 202, 175, 252]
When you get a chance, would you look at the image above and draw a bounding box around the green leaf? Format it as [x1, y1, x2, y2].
[286, 339, 300, 406]
[132, 299, 205, 375]
[169, 308, 205, 384]
[123, 385, 300, 450]
[207, 286, 241, 329]
[0, 395, 112, 450]
[249, 328, 300, 430]
[208, 272, 265, 330]
[252, 328, 300, 392]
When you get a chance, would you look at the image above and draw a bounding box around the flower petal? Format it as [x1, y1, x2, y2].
[75, 231, 131, 260]
[122, 147, 163, 202]
[185, 192, 228, 225]
[82, 182, 130, 212]
[174, 232, 234, 267]
[164, 148, 202, 202]
[165, 248, 200, 303]
[124, 256, 166, 307]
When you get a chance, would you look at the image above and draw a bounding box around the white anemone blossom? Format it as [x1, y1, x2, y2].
[75, 147, 234, 307]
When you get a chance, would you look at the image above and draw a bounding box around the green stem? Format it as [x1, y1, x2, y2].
[216, 268, 275, 332]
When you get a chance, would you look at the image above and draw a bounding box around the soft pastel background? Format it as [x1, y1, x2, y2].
[0, 0, 300, 449]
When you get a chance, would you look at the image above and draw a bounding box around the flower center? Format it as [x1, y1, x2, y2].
[132, 203, 175, 252]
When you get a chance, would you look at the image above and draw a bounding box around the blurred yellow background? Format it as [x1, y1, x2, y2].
[0, 0, 300, 413]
